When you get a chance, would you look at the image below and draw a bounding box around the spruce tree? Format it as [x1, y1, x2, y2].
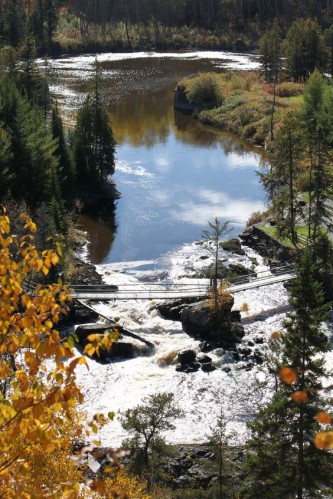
[72, 59, 116, 187]
[261, 112, 305, 246]
[51, 104, 76, 200]
[300, 70, 333, 242]
[244, 251, 333, 499]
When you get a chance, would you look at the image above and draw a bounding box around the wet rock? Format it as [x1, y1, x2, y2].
[221, 238, 245, 255]
[231, 310, 242, 322]
[201, 363, 217, 372]
[228, 263, 253, 276]
[156, 297, 202, 321]
[176, 361, 201, 373]
[179, 299, 244, 352]
[238, 347, 252, 356]
[199, 341, 214, 353]
[197, 353, 212, 364]
[178, 349, 197, 364]
[254, 336, 264, 344]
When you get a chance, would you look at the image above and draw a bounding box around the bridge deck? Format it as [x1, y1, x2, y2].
[70, 272, 295, 300]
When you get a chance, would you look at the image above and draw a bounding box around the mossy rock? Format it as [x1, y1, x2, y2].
[220, 238, 245, 255]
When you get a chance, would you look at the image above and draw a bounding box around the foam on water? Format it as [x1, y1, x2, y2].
[75, 241, 291, 448]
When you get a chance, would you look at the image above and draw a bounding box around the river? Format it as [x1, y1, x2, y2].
[41, 51, 296, 448]
[44, 51, 265, 267]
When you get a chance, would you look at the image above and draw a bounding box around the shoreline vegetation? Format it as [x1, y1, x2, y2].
[175, 72, 304, 148]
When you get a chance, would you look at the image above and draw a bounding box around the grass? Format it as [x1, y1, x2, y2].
[258, 224, 328, 248]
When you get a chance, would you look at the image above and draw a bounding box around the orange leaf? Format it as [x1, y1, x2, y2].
[290, 391, 308, 404]
[271, 331, 281, 340]
[315, 431, 333, 449]
[280, 367, 297, 384]
[316, 411, 331, 425]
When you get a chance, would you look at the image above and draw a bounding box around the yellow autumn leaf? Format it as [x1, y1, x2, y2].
[42, 266, 49, 276]
[51, 253, 59, 266]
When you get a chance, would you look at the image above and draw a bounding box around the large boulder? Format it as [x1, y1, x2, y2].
[180, 299, 244, 351]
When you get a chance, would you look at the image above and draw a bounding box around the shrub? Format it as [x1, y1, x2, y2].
[185, 73, 223, 108]
[278, 82, 304, 97]
[246, 210, 265, 226]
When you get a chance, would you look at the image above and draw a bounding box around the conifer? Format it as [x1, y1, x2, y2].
[244, 251, 333, 498]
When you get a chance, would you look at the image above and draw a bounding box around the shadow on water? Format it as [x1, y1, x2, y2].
[78, 213, 117, 264]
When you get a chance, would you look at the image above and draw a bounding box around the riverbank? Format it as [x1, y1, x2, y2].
[176, 73, 304, 148]
[51, 24, 257, 58]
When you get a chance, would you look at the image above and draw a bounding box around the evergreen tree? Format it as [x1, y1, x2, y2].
[121, 392, 183, 484]
[259, 20, 282, 83]
[0, 76, 59, 207]
[262, 112, 305, 245]
[202, 217, 231, 293]
[324, 24, 333, 77]
[285, 18, 324, 81]
[245, 251, 333, 499]
[51, 104, 76, 200]
[300, 70, 333, 242]
[72, 59, 116, 186]
[0, 124, 13, 198]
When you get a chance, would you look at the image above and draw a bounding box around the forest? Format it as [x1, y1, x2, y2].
[1, 1, 333, 52]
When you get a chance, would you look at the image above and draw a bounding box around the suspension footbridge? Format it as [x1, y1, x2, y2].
[69, 264, 296, 301]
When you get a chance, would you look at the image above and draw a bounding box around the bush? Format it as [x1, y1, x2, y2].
[184, 73, 223, 109]
[246, 210, 265, 226]
[278, 82, 304, 97]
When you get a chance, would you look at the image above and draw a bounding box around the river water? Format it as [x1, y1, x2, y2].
[44, 51, 265, 267]
[42, 52, 303, 448]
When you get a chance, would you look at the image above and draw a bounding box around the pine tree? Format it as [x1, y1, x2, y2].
[244, 251, 333, 499]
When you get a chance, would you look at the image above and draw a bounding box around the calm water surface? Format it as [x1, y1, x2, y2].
[46, 52, 265, 265]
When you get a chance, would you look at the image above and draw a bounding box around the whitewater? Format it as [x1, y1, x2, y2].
[74, 240, 319, 449]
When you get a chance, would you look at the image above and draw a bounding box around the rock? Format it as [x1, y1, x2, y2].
[238, 346, 252, 357]
[178, 349, 197, 364]
[176, 361, 201, 373]
[221, 238, 245, 255]
[228, 263, 253, 276]
[230, 323, 245, 340]
[222, 366, 231, 373]
[197, 353, 212, 364]
[254, 336, 264, 344]
[231, 310, 242, 322]
[240, 226, 295, 263]
[156, 297, 202, 321]
[199, 341, 214, 352]
[201, 363, 217, 372]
